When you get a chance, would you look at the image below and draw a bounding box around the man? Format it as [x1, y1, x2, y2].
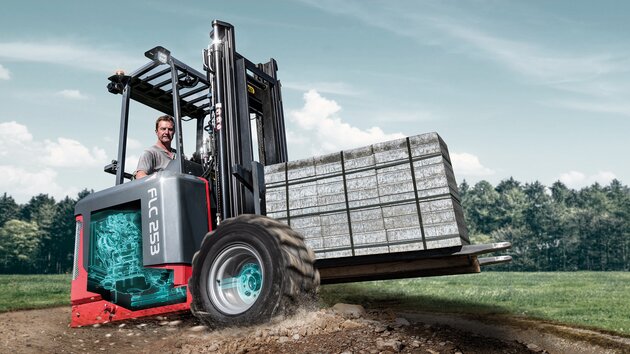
[135, 115, 176, 179]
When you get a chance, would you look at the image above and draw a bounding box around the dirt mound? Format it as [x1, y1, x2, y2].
[1, 305, 627, 353]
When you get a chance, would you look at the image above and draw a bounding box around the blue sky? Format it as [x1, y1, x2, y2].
[1, 0, 628, 203]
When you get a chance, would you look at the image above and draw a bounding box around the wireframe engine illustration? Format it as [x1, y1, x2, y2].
[87, 209, 186, 310]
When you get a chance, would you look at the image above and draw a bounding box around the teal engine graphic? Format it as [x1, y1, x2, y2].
[87, 209, 186, 310]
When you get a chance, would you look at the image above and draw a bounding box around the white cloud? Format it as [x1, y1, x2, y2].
[125, 154, 140, 174]
[56, 89, 88, 100]
[0, 121, 33, 154]
[592, 171, 618, 185]
[43, 138, 107, 167]
[301, 0, 630, 128]
[288, 90, 405, 156]
[434, 22, 620, 84]
[127, 138, 143, 150]
[450, 152, 495, 177]
[0, 165, 78, 203]
[428, 20, 630, 119]
[301, 1, 625, 89]
[558, 170, 617, 189]
[0, 41, 145, 73]
[0, 64, 10, 80]
[285, 130, 307, 146]
[0, 121, 107, 168]
[0, 121, 108, 202]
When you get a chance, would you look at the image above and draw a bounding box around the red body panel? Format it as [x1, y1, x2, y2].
[70, 215, 193, 327]
[71, 299, 191, 327]
[70, 179, 213, 327]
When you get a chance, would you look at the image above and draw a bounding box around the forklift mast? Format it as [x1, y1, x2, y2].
[208, 20, 288, 221]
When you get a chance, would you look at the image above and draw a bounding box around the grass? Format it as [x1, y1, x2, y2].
[319, 272, 630, 335]
[1, 272, 628, 335]
[0, 274, 70, 312]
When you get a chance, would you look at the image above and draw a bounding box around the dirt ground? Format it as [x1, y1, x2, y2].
[1, 304, 628, 354]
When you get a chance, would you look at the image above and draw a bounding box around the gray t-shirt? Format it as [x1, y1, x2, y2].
[136, 145, 176, 176]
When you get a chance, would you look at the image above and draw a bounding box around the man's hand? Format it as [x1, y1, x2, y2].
[135, 170, 148, 179]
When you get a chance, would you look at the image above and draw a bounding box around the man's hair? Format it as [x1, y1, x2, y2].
[155, 115, 175, 131]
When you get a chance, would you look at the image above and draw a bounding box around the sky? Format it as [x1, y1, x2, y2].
[1, 0, 628, 203]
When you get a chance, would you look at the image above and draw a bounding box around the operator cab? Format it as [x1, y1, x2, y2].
[104, 46, 212, 183]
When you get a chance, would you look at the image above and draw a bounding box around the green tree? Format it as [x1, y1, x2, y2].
[0, 193, 20, 227]
[574, 183, 611, 270]
[550, 181, 577, 206]
[46, 189, 92, 274]
[490, 225, 533, 270]
[21, 194, 56, 273]
[48, 197, 77, 273]
[77, 189, 93, 200]
[460, 178, 629, 271]
[548, 182, 581, 271]
[459, 180, 470, 199]
[522, 182, 556, 270]
[605, 180, 630, 270]
[495, 178, 527, 230]
[0, 220, 40, 273]
[462, 180, 501, 236]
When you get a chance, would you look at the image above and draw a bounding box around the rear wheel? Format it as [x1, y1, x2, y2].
[189, 215, 319, 328]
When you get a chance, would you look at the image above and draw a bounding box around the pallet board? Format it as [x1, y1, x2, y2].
[265, 132, 469, 260]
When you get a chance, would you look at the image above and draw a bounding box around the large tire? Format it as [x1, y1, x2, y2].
[189, 214, 319, 328]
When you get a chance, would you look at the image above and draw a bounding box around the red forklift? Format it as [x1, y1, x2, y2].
[70, 20, 510, 328]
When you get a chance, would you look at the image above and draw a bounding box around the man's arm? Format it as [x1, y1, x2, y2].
[135, 149, 153, 179]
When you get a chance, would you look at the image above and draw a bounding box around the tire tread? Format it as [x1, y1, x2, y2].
[189, 215, 319, 327]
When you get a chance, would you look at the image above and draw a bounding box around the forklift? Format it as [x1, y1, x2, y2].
[70, 20, 510, 328]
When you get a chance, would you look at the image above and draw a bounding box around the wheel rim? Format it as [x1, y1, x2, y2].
[208, 243, 264, 315]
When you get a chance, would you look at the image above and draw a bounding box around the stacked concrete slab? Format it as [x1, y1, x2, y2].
[264, 132, 469, 260]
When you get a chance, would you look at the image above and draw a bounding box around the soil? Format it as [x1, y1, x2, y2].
[1, 304, 628, 354]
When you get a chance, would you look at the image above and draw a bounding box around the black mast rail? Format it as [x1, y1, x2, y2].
[208, 20, 287, 222]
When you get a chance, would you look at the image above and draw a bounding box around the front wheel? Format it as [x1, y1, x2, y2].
[189, 215, 319, 328]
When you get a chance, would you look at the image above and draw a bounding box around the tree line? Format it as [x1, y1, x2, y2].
[0, 178, 628, 274]
[460, 178, 629, 271]
[0, 190, 91, 274]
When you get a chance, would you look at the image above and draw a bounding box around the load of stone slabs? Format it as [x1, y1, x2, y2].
[264, 132, 469, 260]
